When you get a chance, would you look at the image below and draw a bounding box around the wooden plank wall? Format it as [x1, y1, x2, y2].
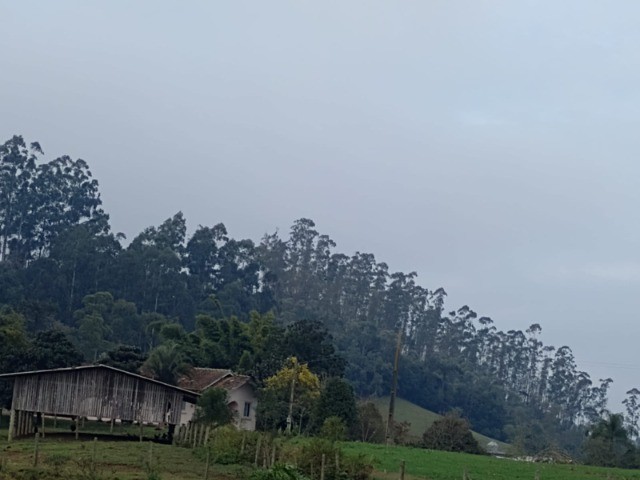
[11, 369, 188, 424]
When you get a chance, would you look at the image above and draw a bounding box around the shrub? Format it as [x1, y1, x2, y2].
[422, 411, 485, 454]
[354, 402, 384, 443]
[320, 416, 347, 442]
[249, 464, 310, 480]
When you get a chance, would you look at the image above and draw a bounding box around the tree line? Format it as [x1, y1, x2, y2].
[2, 135, 640, 457]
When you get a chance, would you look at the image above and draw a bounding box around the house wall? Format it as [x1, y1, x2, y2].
[228, 384, 257, 431]
[180, 384, 258, 431]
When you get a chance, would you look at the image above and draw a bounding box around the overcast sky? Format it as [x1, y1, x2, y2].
[3, 1, 640, 407]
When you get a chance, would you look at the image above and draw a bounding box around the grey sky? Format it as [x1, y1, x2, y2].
[2, 1, 640, 407]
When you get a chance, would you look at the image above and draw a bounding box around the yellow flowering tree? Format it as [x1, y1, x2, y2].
[259, 357, 320, 433]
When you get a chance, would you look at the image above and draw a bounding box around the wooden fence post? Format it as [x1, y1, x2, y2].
[92, 437, 98, 474]
[254, 436, 262, 467]
[320, 453, 326, 480]
[400, 460, 406, 480]
[204, 448, 211, 480]
[33, 433, 40, 467]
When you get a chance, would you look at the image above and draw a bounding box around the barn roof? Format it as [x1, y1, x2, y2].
[177, 368, 232, 393]
[0, 364, 199, 396]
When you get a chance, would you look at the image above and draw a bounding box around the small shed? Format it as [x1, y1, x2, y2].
[0, 364, 199, 441]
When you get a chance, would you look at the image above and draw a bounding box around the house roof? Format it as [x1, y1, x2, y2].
[214, 375, 252, 391]
[0, 364, 199, 397]
[177, 368, 232, 393]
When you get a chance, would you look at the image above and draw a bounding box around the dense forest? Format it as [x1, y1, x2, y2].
[1, 135, 638, 457]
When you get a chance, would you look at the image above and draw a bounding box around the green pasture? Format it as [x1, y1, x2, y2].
[370, 397, 510, 452]
[342, 442, 640, 480]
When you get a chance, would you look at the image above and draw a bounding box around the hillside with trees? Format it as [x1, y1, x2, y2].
[2, 135, 640, 459]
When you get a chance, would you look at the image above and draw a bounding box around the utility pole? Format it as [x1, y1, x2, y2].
[286, 360, 299, 434]
[386, 319, 405, 444]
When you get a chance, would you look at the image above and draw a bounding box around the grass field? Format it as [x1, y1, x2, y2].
[370, 397, 510, 452]
[2, 415, 640, 480]
[0, 417, 248, 479]
[342, 442, 640, 480]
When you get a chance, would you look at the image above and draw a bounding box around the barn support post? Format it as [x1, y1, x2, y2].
[15, 411, 20, 438]
[16, 411, 23, 437]
[110, 418, 114, 433]
[7, 409, 16, 442]
[75, 416, 79, 440]
[23, 411, 29, 436]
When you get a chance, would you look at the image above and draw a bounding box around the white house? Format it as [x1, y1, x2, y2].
[178, 368, 258, 431]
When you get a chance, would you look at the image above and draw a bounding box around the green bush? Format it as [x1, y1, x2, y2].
[422, 411, 485, 455]
[249, 464, 310, 480]
[320, 416, 347, 442]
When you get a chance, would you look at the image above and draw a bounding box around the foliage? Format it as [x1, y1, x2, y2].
[195, 388, 233, 426]
[319, 416, 347, 442]
[422, 411, 485, 455]
[142, 343, 187, 385]
[28, 329, 84, 370]
[312, 377, 357, 435]
[584, 412, 637, 468]
[355, 402, 385, 443]
[97, 345, 147, 373]
[249, 464, 310, 480]
[259, 358, 321, 433]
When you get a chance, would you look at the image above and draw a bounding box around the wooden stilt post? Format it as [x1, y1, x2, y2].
[7, 409, 15, 442]
[75, 416, 79, 440]
[110, 418, 114, 433]
[53, 415, 57, 429]
[139, 420, 143, 443]
[41, 414, 45, 438]
[15, 411, 20, 438]
[17, 411, 23, 437]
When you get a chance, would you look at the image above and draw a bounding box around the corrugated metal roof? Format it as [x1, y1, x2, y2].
[0, 364, 200, 397]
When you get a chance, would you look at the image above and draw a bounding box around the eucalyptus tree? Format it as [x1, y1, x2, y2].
[0, 136, 39, 263]
[623, 387, 640, 439]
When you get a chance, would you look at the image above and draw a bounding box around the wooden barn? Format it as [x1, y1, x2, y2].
[0, 364, 199, 441]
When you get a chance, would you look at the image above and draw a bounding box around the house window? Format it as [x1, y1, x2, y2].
[243, 402, 251, 418]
